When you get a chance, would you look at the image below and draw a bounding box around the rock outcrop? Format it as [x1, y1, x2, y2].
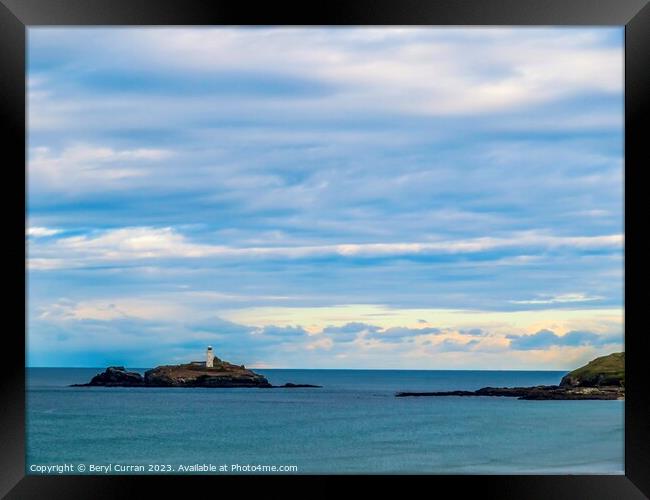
[144, 362, 272, 388]
[396, 385, 624, 400]
[559, 352, 624, 388]
[396, 352, 625, 400]
[278, 383, 322, 388]
[71, 366, 144, 387]
[71, 359, 321, 389]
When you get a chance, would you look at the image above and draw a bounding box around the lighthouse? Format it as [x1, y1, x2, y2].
[206, 346, 214, 368]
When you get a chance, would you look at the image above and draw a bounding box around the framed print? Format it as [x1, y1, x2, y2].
[1, 0, 649, 498]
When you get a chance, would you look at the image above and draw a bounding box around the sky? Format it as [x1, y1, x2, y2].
[27, 27, 624, 369]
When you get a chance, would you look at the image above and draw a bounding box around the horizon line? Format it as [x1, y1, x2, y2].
[25, 366, 573, 372]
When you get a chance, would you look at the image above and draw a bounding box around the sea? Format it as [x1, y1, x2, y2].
[26, 368, 624, 475]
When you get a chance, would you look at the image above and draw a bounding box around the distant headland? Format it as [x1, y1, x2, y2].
[71, 346, 321, 389]
[396, 352, 624, 400]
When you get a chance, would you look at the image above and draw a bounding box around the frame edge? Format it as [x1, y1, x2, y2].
[0, 0, 26, 497]
[625, 2, 650, 497]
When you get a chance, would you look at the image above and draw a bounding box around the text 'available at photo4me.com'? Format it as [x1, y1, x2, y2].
[29, 463, 300, 474]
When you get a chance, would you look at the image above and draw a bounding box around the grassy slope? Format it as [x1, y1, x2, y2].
[560, 352, 625, 387]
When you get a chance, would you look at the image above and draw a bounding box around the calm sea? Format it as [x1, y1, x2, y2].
[26, 368, 624, 474]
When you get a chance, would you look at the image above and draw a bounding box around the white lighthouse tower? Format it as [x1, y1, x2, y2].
[206, 346, 214, 368]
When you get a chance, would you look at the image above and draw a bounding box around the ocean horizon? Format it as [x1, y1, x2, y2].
[27, 368, 624, 475]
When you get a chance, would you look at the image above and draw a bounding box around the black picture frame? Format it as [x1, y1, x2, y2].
[2, 0, 648, 497]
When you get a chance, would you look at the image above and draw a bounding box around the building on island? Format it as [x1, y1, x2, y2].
[189, 346, 216, 367]
[206, 346, 214, 368]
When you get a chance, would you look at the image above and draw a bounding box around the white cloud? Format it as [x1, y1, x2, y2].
[37, 297, 189, 322]
[26, 226, 624, 270]
[29, 144, 173, 192]
[27, 28, 622, 142]
[305, 337, 334, 351]
[27, 258, 67, 270]
[29, 294, 623, 369]
[510, 293, 604, 305]
[132, 28, 621, 116]
[27, 226, 61, 237]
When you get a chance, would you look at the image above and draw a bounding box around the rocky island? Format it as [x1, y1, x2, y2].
[396, 352, 624, 400]
[71, 346, 321, 389]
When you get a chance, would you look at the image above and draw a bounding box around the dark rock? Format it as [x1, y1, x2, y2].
[71, 366, 144, 387]
[71, 352, 277, 388]
[275, 383, 322, 388]
[396, 390, 476, 397]
[397, 352, 625, 400]
[396, 384, 624, 400]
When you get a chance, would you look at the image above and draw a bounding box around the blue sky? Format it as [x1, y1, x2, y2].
[27, 28, 624, 369]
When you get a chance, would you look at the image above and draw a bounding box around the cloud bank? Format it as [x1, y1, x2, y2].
[27, 27, 624, 368]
